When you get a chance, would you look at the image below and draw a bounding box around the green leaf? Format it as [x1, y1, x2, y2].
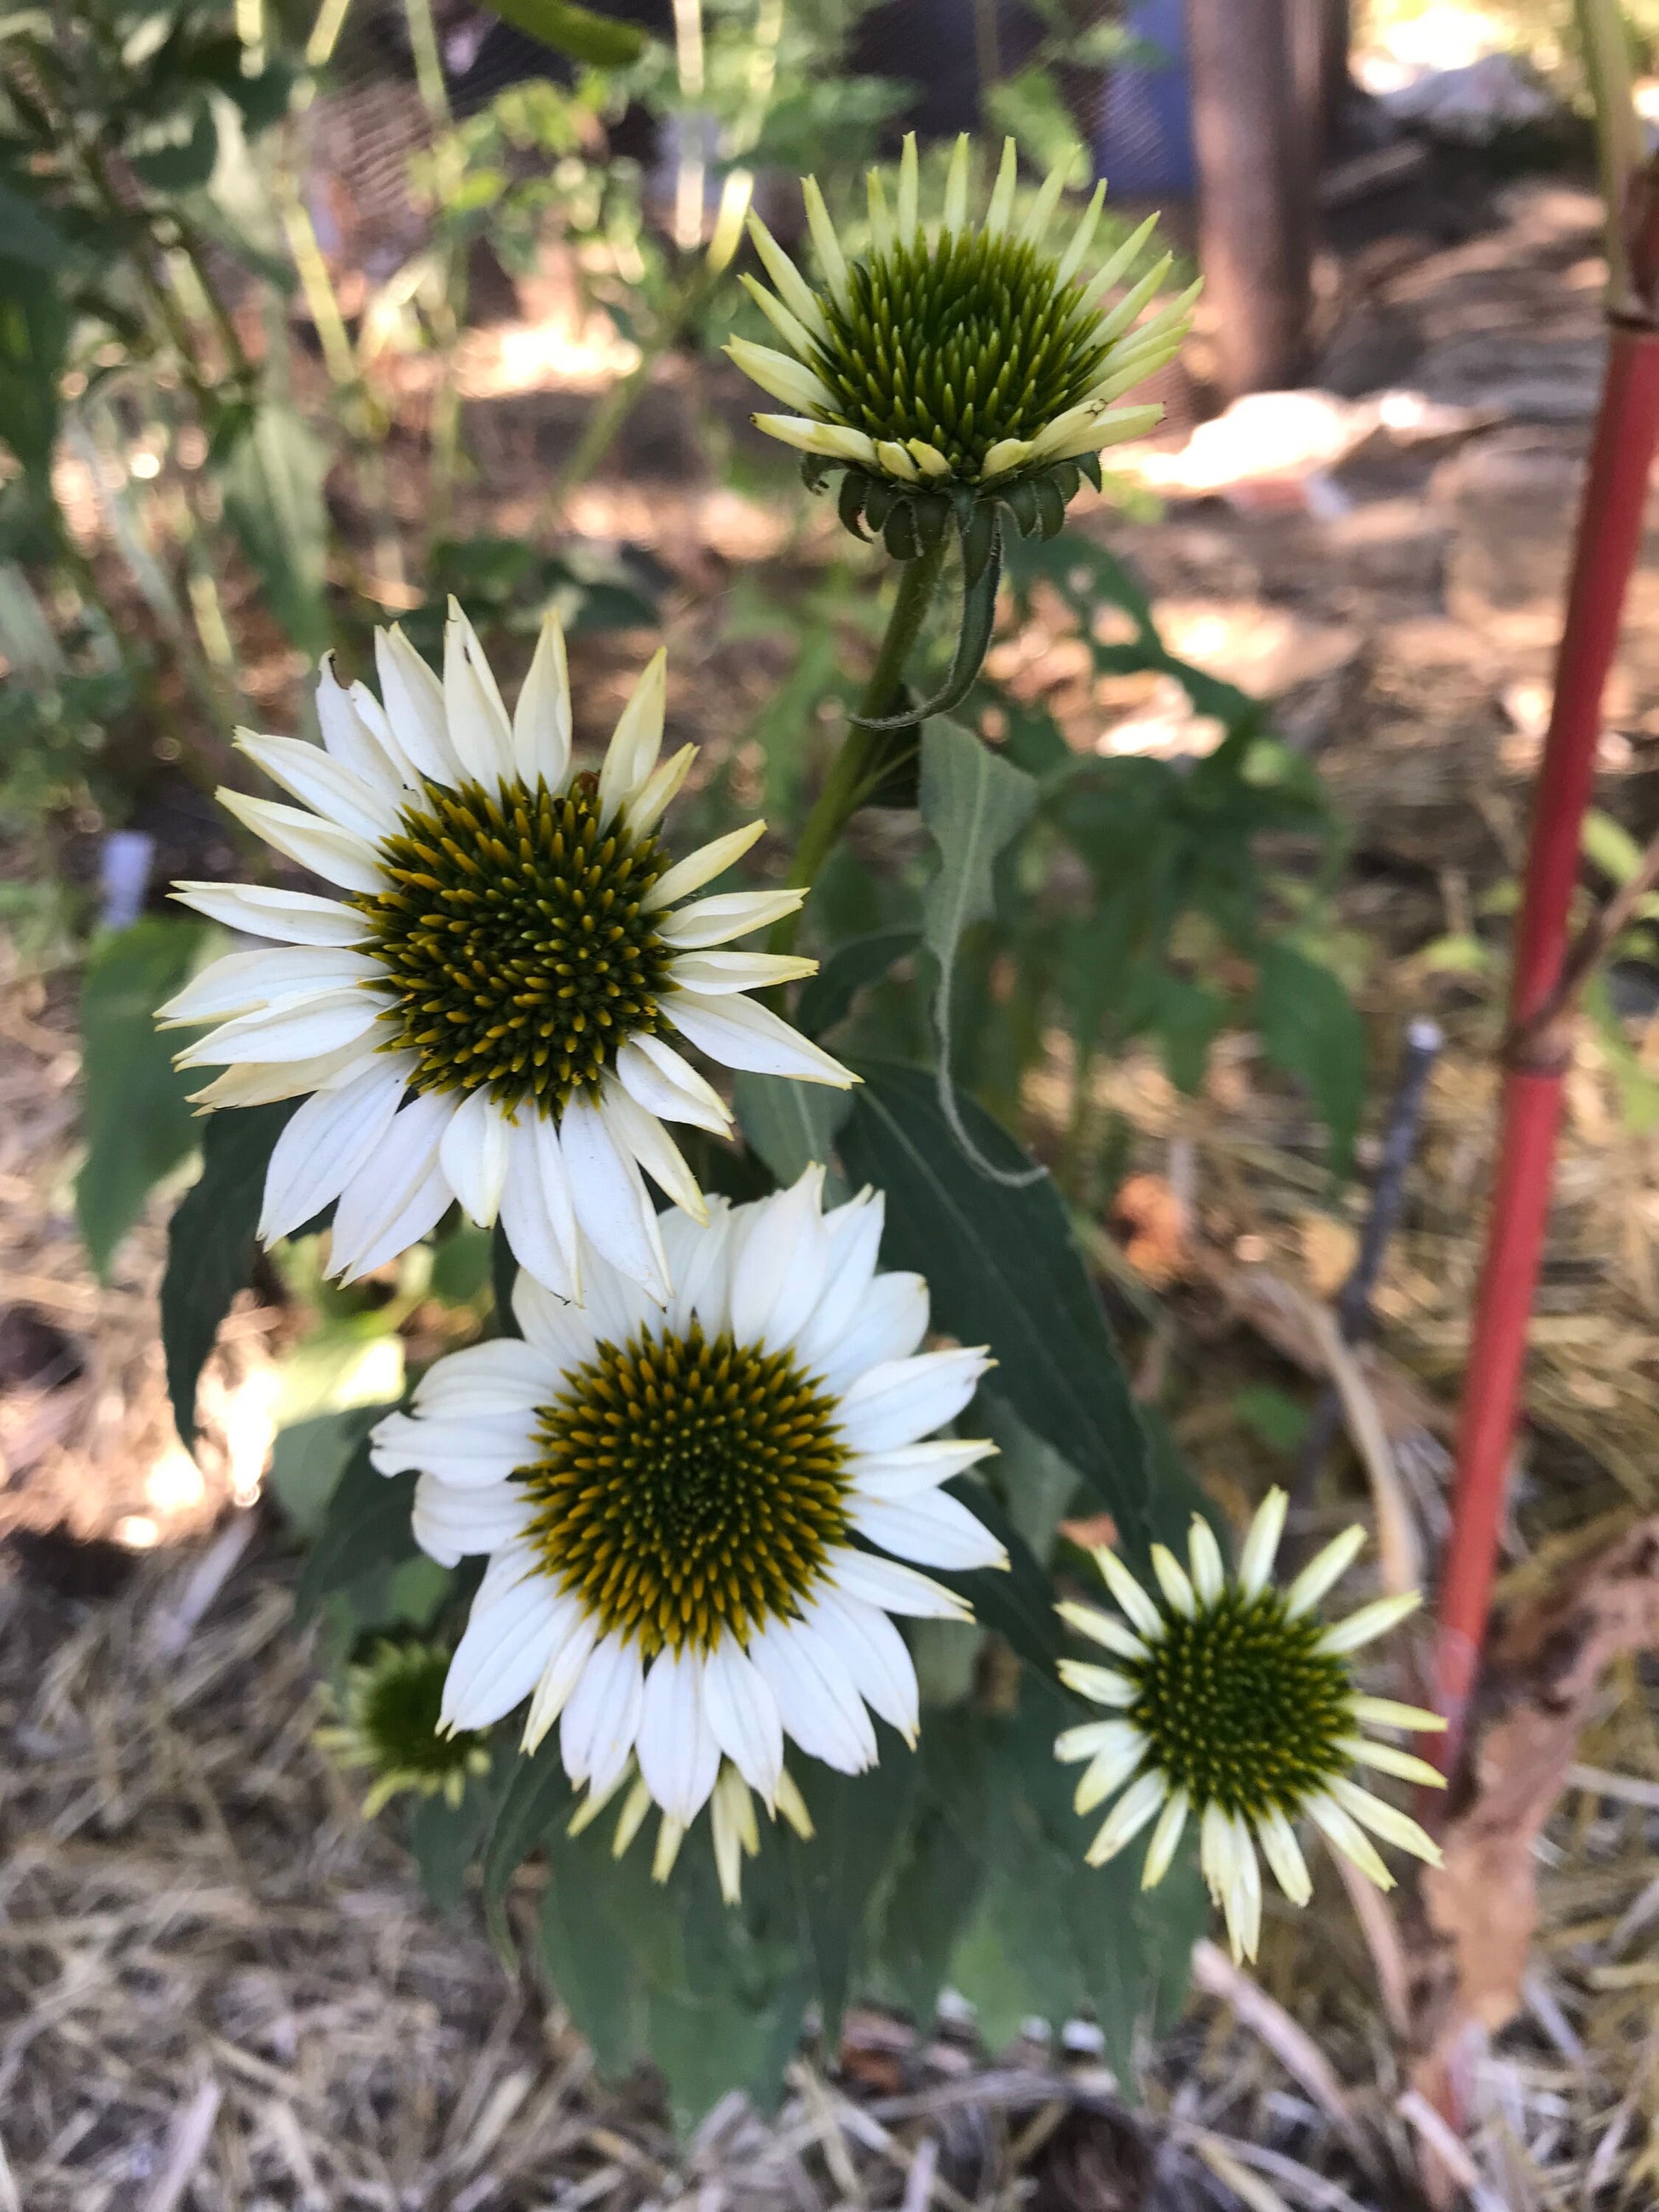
[983, 1391, 1078, 1565]
[877, 1712, 992, 2020]
[537, 1830, 650, 2072]
[731, 1072, 851, 1195]
[77, 919, 211, 1279]
[0, 177, 69, 271]
[786, 1748, 917, 2039]
[408, 1768, 498, 1915]
[265, 1404, 382, 1539]
[295, 1423, 415, 1621]
[1254, 942, 1366, 1176]
[129, 96, 219, 191]
[477, 0, 648, 65]
[483, 1738, 571, 1943]
[928, 1481, 1059, 1673]
[160, 1100, 295, 1449]
[795, 926, 920, 1037]
[838, 1060, 1157, 1560]
[216, 402, 331, 656]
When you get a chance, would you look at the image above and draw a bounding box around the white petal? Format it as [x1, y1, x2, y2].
[217, 791, 385, 894]
[413, 1337, 552, 1417]
[234, 730, 400, 842]
[865, 166, 893, 257]
[260, 1055, 411, 1241]
[1055, 1717, 1142, 1766]
[171, 880, 369, 946]
[984, 137, 1017, 234]
[187, 1042, 375, 1110]
[1091, 1545, 1165, 1641]
[442, 599, 514, 785]
[1055, 187, 1124, 289]
[369, 1406, 535, 1486]
[748, 1617, 876, 1775]
[979, 436, 1033, 482]
[558, 1089, 669, 1302]
[442, 1570, 573, 1730]
[807, 1589, 919, 1744]
[656, 887, 805, 949]
[1020, 149, 1069, 244]
[747, 210, 832, 338]
[512, 609, 573, 788]
[1224, 1816, 1263, 1961]
[521, 1610, 600, 1753]
[1057, 1660, 1136, 1708]
[751, 413, 880, 467]
[940, 133, 970, 233]
[1074, 1733, 1147, 1815]
[1150, 1545, 1196, 1619]
[710, 1765, 758, 1903]
[1255, 1805, 1313, 1906]
[849, 1487, 1005, 1572]
[644, 821, 766, 911]
[668, 950, 817, 996]
[1345, 1738, 1447, 1791]
[615, 1035, 731, 1137]
[1284, 1525, 1367, 1618]
[1039, 404, 1164, 464]
[1085, 1768, 1167, 1866]
[376, 624, 460, 784]
[825, 1545, 969, 1620]
[175, 990, 389, 1068]
[1238, 1487, 1290, 1598]
[159, 944, 383, 1027]
[1349, 1695, 1447, 1736]
[701, 1640, 784, 1803]
[327, 1089, 453, 1280]
[895, 130, 919, 242]
[622, 743, 695, 840]
[726, 1167, 829, 1352]
[411, 1471, 529, 1565]
[725, 337, 837, 415]
[1319, 1591, 1420, 1656]
[834, 1347, 991, 1454]
[801, 176, 849, 313]
[1055, 1601, 1147, 1663]
[874, 439, 921, 482]
[635, 1649, 721, 1823]
[739, 270, 821, 363]
[1329, 1777, 1442, 1865]
[668, 987, 854, 1089]
[1188, 1516, 1227, 1608]
[597, 649, 667, 825]
[662, 1196, 736, 1341]
[1200, 1800, 1238, 1903]
[317, 652, 408, 799]
[1303, 1791, 1394, 1891]
[498, 1112, 581, 1301]
[792, 1190, 887, 1372]
[597, 1082, 707, 1225]
[438, 1087, 512, 1227]
[559, 1633, 645, 1799]
[567, 1232, 661, 1348]
[1141, 1787, 1190, 1889]
[512, 1269, 598, 1369]
[848, 1437, 996, 1502]
[346, 675, 425, 789]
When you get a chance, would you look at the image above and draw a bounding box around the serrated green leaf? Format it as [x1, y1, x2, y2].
[1254, 942, 1366, 1177]
[160, 1099, 295, 1448]
[732, 1071, 851, 1194]
[78, 918, 211, 1279]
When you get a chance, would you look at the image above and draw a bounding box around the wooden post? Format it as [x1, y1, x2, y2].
[1185, 0, 1314, 395]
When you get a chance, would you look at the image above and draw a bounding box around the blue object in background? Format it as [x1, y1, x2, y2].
[1097, 0, 1196, 198]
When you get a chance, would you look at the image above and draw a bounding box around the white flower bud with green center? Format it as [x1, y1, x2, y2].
[1055, 1488, 1447, 1964]
[315, 1638, 491, 1818]
[728, 131, 1198, 561]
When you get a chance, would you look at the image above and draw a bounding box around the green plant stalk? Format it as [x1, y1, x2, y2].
[402, 0, 466, 544]
[770, 540, 948, 957]
[1575, 0, 1642, 316]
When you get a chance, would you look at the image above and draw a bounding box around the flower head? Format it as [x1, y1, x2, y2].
[162, 606, 852, 1303]
[1056, 1489, 1445, 1963]
[371, 1168, 1008, 1891]
[730, 133, 1197, 558]
[316, 1637, 491, 1818]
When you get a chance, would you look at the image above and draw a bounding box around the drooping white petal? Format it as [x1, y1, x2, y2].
[375, 625, 460, 784]
[1200, 1799, 1239, 1903]
[825, 1545, 970, 1620]
[1074, 1731, 1147, 1815]
[746, 210, 832, 340]
[259, 1054, 412, 1241]
[1038, 403, 1163, 464]
[1329, 1777, 1442, 1864]
[438, 1087, 512, 1227]
[834, 1346, 991, 1454]
[1345, 1738, 1447, 1791]
[667, 950, 817, 996]
[560, 1633, 645, 1799]
[645, 820, 766, 910]
[597, 649, 668, 825]
[656, 887, 805, 949]
[738, 271, 819, 362]
[815, 1271, 929, 1394]
[217, 791, 385, 894]
[750, 413, 881, 468]
[636, 1649, 721, 1824]
[1224, 1816, 1263, 1961]
[522, 1611, 601, 1753]
[442, 1570, 575, 1730]
[442, 598, 515, 784]
[1349, 1695, 1447, 1736]
[1092, 251, 1175, 343]
[710, 1765, 759, 1903]
[808, 1589, 920, 1744]
[1141, 1787, 1190, 1889]
[615, 1036, 731, 1137]
[175, 989, 389, 1069]
[1319, 1591, 1421, 1657]
[171, 879, 369, 947]
[512, 608, 573, 788]
[411, 1471, 529, 1566]
[1055, 1600, 1147, 1664]
[568, 1230, 662, 1349]
[413, 1336, 552, 1417]
[1238, 1487, 1291, 1598]
[1303, 1791, 1395, 1890]
[1085, 1767, 1167, 1866]
[235, 730, 401, 844]
[726, 1166, 829, 1352]
[1255, 1805, 1313, 1906]
[848, 1487, 1006, 1572]
[158, 944, 383, 1028]
[725, 338, 837, 416]
[316, 652, 408, 800]
[328, 1089, 453, 1281]
[1284, 1525, 1367, 1618]
[701, 1639, 784, 1804]
[748, 1616, 877, 1775]
[187, 1042, 377, 1111]
[498, 1112, 581, 1302]
[1150, 1544, 1197, 1619]
[801, 176, 849, 313]
[1091, 1545, 1165, 1641]
[596, 1081, 707, 1226]
[559, 1089, 670, 1301]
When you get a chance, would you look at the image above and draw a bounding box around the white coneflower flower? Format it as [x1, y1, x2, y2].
[1055, 1488, 1446, 1964]
[315, 1637, 491, 1819]
[729, 132, 1198, 557]
[160, 606, 852, 1302]
[371, 1168, 1007, 1889]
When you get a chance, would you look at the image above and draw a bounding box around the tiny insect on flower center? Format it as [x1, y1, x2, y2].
[357, 1644, 480, 1780]
[518, 1323, 851, 1657]
[812, 230, 1114, 478]
[1126, 1591, 1354, 1819]
[354, 771, 675, 1118]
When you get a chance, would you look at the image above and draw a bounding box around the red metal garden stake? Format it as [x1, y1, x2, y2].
[1431, 296, 1659, 1774]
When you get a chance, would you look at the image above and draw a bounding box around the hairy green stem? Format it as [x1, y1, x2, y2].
[770, 539, 948, 957]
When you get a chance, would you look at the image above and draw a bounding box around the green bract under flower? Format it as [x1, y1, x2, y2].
[728, 132, 1199, 559]
[1056, 1489, 1448, 1964]
[316, 1639, 491, 1819]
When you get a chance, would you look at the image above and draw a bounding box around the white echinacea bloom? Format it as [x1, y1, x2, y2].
[371, 1168, 1009, 1898]
[1056, 1488, 1446, 1963]
[160, 606, 852, 1302]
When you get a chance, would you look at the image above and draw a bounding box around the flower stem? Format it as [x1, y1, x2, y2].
[770, 540, 947, 956]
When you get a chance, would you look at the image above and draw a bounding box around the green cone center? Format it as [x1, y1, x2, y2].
[518, 1323, 850, 1657]
[354, 770, 673, 1118]
[356, 1643, 480, 1782]
[1125, 1591, 1354, 1818]
[812, 229, 1113, 478]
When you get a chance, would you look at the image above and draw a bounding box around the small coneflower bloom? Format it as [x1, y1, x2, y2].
[729, 132, 1198, 555]
[315, 1638, 491, 1818]
[1055, 1489, 1446, 1963]
[371, 1169, 1007, 1886]
[160, 605, 851, 1302]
